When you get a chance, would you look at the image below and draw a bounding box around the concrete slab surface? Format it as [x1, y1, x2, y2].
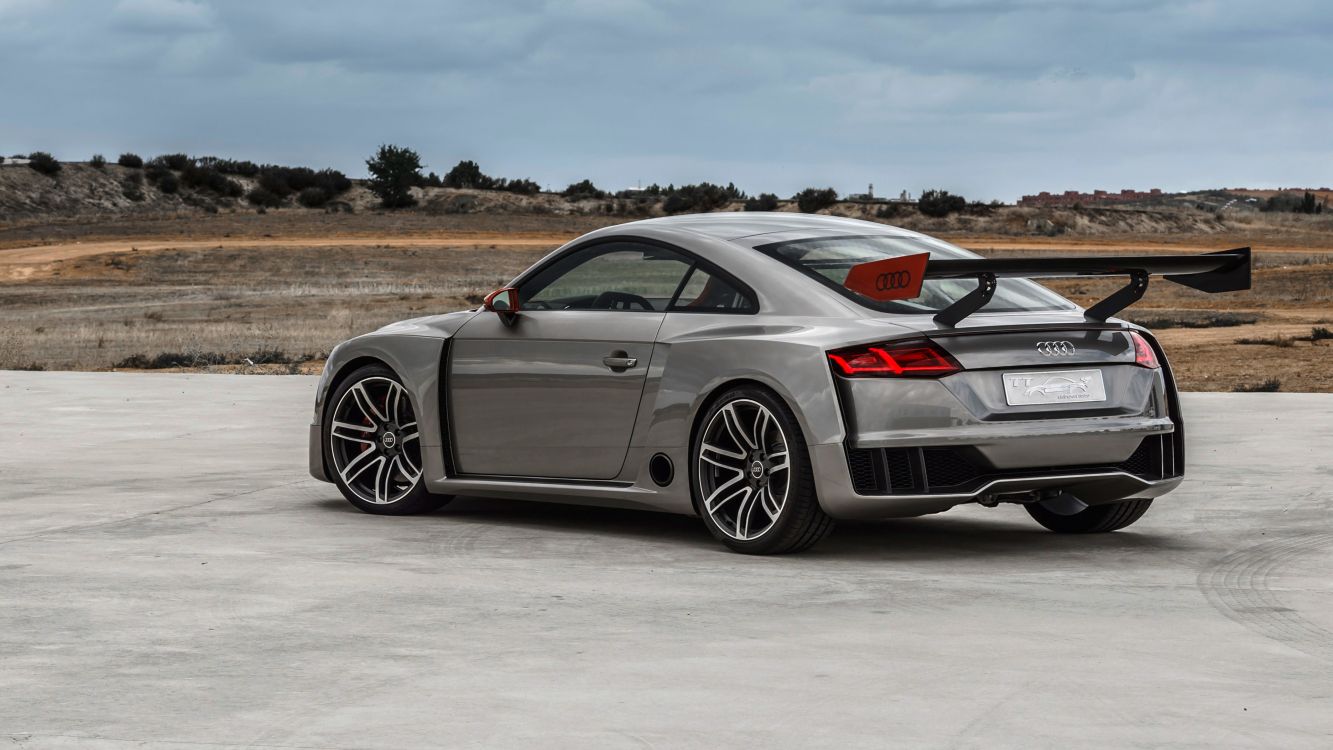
[1, 371, 1330, 749]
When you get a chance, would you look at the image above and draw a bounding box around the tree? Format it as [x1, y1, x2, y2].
[365, 144, 423, 208]
[794, 187, 838, 213]
[117, 153, 144, 168]
[443, 159, 490, 189]
[90, 154, 106, 169]
[744, 193, 779, 211]
[917, 189, 966, 217]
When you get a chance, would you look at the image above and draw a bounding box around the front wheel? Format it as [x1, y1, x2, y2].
[692, 386, 833, 554]
[1025, 495, 1153, 533]
[323, 364, 453, 515]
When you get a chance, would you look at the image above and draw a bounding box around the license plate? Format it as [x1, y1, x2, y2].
[1003, 369, 1107, 406]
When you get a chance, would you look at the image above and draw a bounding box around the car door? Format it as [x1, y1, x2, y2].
[448, 241, 696, 480]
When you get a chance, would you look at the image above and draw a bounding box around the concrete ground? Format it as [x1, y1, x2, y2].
[1, 371, 1330, 749]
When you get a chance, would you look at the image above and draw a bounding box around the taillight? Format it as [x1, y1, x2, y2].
[828, 339, 962, 377]
[1129, 331, 1160, 369]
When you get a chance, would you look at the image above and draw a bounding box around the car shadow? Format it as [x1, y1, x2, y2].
[314, 493, 1201, 562]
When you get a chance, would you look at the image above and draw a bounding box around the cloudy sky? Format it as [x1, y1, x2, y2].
[1, 0, 1328, 200]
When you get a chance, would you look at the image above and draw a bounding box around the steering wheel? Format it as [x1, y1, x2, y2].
[592, 291, 654, 311]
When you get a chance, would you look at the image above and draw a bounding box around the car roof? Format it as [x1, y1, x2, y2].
[617, 212, 912, 242]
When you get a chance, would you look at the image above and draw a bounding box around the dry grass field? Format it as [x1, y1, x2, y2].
[1, 209, 1329, 391]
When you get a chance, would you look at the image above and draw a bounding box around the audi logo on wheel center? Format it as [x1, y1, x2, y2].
[1036, 341, 1076, 356]
[874, 270, 913, 291]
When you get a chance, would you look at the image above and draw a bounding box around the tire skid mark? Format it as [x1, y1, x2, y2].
[1198, 532, 1333, 661]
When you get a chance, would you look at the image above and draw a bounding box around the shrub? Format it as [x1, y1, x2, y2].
[121, 176, 145, 202]
[501, 178, 542, 195]
[1128, 312, 1258, 329]
[918, 189, 966, 217]
[365, 144, 423, 208]
[158, 153, 191, 171]
[90, 154, 106, 169]
[661, 182, 735, 214]
[157, 173, 179, 194]
[0, 156, 5, 164]
[744, 193, 779, 211]
[27, 152, 61, 176]
[180, 162, 243, 197]
[1233, 378, 1281, 393]
[143, 158, 171, 184]
[297, 187, 330, 207]
[1310, 326, 1332, 341]
[562, 179, 606, 201]
[117, 153, 143, 168]
[246, 187, 283, 208]
[794, 187, 838, 214]
[203, 158, 260, 177]
[1235, 336, 1294, 347]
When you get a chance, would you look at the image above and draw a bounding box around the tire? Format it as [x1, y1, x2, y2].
[322, 363, 453, 515]
[691, 385, 833, 554]
[1025, 495, 1153, 533]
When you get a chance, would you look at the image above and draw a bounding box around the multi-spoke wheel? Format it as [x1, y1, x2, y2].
[692, 386, 833, 554]
[323, 364, 452, 515]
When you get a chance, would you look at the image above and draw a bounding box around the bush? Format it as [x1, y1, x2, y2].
[562, 179, 607, 201]
[157, 173, 179, 194]
[246, 187, 283, 208]
[1310, 326, 1332, 341]
[366, 144, 423, 208]
[90, 154, 106, 169]
[744, 193, 779, 211]
[661, 182, 735, 214]
[121, 176, 145, 202]
[297, 187, 330, 207]
[0, 156, 5, 164]
[918, 189, 966, 217]
[27, 152, 61, 176]
[1235, 336, 1294, 347]
[203, 158, 260, 177]
[158, 153, 191, 171]
[117, 153, 143, 168]
[180, 162, 243, 197]
[501, 178, 542, 195]
[794, 187, 838, 213]
[143, 158, 172, 184]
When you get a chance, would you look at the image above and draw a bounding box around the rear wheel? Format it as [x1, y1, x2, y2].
[323, 364, 453, 515]
[692, 386, 833, 554]
[1025, 494, 1152, 533]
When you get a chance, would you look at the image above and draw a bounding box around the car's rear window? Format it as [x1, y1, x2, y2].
[755, 234, 1076, 315]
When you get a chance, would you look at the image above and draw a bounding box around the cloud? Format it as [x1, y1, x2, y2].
[0, 0, 1328, 200]
[112, 0, 214, 33]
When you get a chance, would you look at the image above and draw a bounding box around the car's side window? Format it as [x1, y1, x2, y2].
[520, 243, 694, 312]
[669, 266, 757, 313]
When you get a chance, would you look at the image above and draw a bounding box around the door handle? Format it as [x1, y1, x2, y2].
[602, 353, 638, 371]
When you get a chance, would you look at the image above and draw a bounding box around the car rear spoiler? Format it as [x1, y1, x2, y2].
[844, 247, 1251, 327]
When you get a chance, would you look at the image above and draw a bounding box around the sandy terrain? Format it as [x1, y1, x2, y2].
[0, 211, 1328, 391]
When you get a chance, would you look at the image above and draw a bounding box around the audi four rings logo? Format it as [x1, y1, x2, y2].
[1036, 341, 1076, 356]
[874, 270, 913, 291]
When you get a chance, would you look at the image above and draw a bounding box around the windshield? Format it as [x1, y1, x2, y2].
[755, 234, 1076, 315]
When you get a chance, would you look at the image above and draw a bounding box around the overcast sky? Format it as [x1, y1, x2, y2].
[1, 0, 1328, 201]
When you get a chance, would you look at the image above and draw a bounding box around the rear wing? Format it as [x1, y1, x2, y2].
[844, 247, 1251, 327]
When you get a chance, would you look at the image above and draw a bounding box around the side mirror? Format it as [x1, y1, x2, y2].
[483, 287, 520, 327]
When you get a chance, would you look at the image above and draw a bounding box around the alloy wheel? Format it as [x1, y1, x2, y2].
[328, 376, 423, 505]
[697, 398, 790, 541]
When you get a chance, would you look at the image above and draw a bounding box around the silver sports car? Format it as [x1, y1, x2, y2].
[309, 213, 1250, 554]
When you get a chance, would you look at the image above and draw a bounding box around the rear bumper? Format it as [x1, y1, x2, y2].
[809, 441, 1182, 520]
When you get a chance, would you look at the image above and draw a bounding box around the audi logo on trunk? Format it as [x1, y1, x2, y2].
[1036, 341, 1076, 356]
[874, 270, 913, 291]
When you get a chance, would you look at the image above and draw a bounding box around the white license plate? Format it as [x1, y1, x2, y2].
[1003, 369, 1107, 406]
